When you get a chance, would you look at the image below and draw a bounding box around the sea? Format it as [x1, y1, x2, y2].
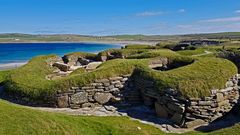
[0, 43, 121, 69]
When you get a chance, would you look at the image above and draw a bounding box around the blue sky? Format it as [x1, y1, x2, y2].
[0, 0, 240, 35]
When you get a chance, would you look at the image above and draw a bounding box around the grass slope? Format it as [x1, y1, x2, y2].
[0, 99, 240, 135]
[0, 99, 162, 135]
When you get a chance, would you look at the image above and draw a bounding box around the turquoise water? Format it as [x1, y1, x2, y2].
[0, 43, 121, 64]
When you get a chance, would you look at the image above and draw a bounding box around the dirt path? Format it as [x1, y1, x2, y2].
[193, 50, 213, 57]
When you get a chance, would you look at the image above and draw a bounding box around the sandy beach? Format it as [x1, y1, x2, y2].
[0, 40, 158, 46]
[0, 62, 28, 71]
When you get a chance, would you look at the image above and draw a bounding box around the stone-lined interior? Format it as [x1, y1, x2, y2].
[148, 58, 193, 71]
[33, 54, 239, 128]
[56, 73, 239, 128]
[134, 75, 239, 128]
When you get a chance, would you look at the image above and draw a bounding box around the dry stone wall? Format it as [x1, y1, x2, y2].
[55, 74, 239, 128]
[56, 75, 140, 109]
[134, 74, 239, 127]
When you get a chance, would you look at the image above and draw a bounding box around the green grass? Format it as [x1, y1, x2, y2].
[177, 48, 208, 56]
[0, 70, 10, 84]
[69, 68, 86, 76]
[0, 46, 239, 134]
[0, 98, 240, 135]
[127, 49, 179, 59]
[98, 48, 149, 57]
[63, 52, 98, 60]
[0, 99, 163, 135]
[176, 45, 240, 57]
[4, 56, 149, 101]
[134, 57, 237, 98]
[55, 59, 148, 91]
[124, 44, 158, 49]
[1, 47, 237, 101]
[4, 55, 57, 102]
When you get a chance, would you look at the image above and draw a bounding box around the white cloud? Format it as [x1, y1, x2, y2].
[236, 10, 240, 13]
[177, 24, 193, 29]
[136, 11, 164, 17]
[178, 9, 186, 13]
[174, 22, 240, 34]
[199, 16, 240, 23]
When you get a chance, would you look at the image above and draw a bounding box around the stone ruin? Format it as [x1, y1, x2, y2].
[46, 55, 103, 80]
[56, 75, 133, 109]
[46, 55, 240, 128]
[134, 75, 239, 128]
[56, 73, 239, 128]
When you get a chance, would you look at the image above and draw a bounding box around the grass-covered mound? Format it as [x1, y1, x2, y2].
[1, 48, 238, 102]
[98, 48, 149, 58]
[124, 44, 159, 49]
[62, 52, 98, 63]
[127, 49, 179, 59]
[176, 45, 240, 57]
[134, 57, 237, 98]
[55, 59, 148, 92]
[0, 70, 10, 85]
[3, 56, 149, 101]
[4, 55, 58, 103]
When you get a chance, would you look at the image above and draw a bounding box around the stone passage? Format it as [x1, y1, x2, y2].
[56, 75, 140, 109]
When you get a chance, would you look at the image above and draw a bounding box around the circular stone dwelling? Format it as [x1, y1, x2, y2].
[2, 46, 239, 128]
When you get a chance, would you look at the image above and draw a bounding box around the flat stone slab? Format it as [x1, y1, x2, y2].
[86, 62, 102, 70]
[71, 92, 88, 104]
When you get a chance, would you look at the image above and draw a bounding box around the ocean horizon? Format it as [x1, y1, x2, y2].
[0, 43, 121, 69]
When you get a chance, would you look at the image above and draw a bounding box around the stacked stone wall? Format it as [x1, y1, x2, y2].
[56, 75, 141, 109]
[134, 75, 239, 127]
[55, 74, 239, 128]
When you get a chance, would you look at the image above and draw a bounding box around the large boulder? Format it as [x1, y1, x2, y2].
[86, 62, 102, 71]
[70, 92, 88, 104]
[53, 62, 70, 72]
[216, 93, 224, 102]
[57, 95, 69, 108]
[185, 119, 206, 128]
[100, 56, 107, 62]
[94, 92, 113, 104]
[78, 57, 91, 66]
